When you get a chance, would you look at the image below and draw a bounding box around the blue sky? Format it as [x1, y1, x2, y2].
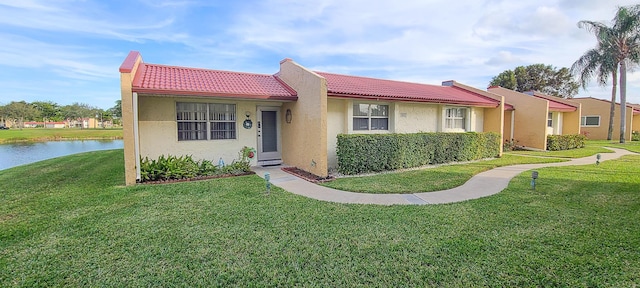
[1, 0, 639, 110]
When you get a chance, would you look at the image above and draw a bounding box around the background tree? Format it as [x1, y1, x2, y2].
[0, 104, 6, 126]
[61, 102, 96, 129]
[108, 100, 122, 126]
[489, 64, 580, 98]
[576, 5, 640, 143]
[571, 29, 619, 140]
[3, 101, 38, 129]
[31, 101, 63, 123]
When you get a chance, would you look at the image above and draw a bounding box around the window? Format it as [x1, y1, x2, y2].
[445, 108, 467, 130]
[581, 116, 600, 127]
[547, 112, 553, 127]
[177, 102, 236, 141]
[353, 103, 389, 131]
[209, 104, 236, 139]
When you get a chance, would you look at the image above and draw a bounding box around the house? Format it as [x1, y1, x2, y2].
[22, 121, 66, 128]
[45, 122, 66, 128]
[488, 87, 581, 150]
[119, 51, 505, 185]
[570, 97, 639, 140]
[23, 121, 40, 128]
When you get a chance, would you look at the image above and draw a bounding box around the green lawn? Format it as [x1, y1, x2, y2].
[588, 139, 640, 153]
[0, 128, 123, 143]
[2, 150, 639, 286]
[323, 154, 566, 193]
[323, 140, 639, 194]
[506, 142, 613, 158]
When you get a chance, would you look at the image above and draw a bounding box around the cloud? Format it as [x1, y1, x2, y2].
[0, 33, 117, 80]
[485, 51, 521, 66]
[1, 0, 639, 107]
[0, 1, 186, 43]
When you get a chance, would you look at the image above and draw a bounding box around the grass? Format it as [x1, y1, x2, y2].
[0, 128, 123, 143]
[506, 142, 613, 158]
[323, 154, 566, 193]
[507, 140, 640, 157]
[588, 139, 640, 153]
[3, 150, 639, 286]
[324, 140, 639, 194]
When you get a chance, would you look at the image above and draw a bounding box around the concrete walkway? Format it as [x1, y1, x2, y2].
[252, 148, 635, 205]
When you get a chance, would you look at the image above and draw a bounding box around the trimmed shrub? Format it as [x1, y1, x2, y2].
[139, 147, 254, 182]
[336, 132, 501, 175]
[632, 131, 639, 141]
[546, 134, 586, 151]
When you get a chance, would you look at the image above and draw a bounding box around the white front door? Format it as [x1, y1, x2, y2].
[257, 107, 282, 165]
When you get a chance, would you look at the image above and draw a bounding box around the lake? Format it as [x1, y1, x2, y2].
[0, 140, 124, 171]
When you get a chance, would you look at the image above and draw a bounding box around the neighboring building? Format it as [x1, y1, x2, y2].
[23, 121, 40, 128]
[119, 51, 505, 185]
[45, 122, 66, 128]
[488, 87, 581, 150]
[67, 118, 101, 129]
[570, 97, 639, 140]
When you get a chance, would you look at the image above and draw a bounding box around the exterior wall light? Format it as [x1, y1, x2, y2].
[285, 109, 292, 124]
[243, 111, 253, 129]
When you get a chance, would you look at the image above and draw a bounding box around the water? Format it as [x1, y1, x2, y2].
[0, 140, 124, 171]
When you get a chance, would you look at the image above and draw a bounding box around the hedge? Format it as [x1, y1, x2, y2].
[336, 132, 501, 175]
[546, 134, 586, 151]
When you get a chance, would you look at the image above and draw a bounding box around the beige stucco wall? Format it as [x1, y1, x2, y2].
[120, 54, 143, 185]
[547, 112, 563, 135]
[326, 98, 346, 170]
[503, 110, 514, 141]
[489, 87, 547, 150]
[470, 107, 485, 132]
[137, 95, 270, 165]
[562, 106, 581, 135]
[278, 59, 329, 177]
[394, 102, 439, 133]
[571, 98, 634, 140]
[633, 113, 640, 134]
[326, 100, 494, 169]
[444, 81, 503, 154]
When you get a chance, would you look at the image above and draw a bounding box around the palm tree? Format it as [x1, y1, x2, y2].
[571, 36, 618, 140]
[576, 5, 640, 143]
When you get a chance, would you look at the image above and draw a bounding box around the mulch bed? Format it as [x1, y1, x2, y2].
[281, 167, 334, 183]
[139, 171, 255, 185]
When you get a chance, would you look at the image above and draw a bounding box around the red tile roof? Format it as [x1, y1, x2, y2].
[131, 63, 297, 101]
[526, 91, 577, 112]
[316, 72, 500, 107]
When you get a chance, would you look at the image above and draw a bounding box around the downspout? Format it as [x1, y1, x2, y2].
[133, 92, 141, 181]
[510, 110, 515, 141]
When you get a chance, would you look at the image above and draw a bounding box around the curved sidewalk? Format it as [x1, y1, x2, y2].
[252, 148, 635, 205]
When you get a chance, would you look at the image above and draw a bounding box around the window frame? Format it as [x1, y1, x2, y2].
[352, 103, 389, 131]
[444, 107, 467, 131]
[176, 102, 237, 141]
[580, 115, 601, 127]
[547, 112, 553, 128]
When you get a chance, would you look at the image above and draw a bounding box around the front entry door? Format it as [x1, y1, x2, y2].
[257, 107, 282, 165]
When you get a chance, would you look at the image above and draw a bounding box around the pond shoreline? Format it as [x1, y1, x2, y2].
[0, 136, 123, 144]
[0, 139, 124, 171]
